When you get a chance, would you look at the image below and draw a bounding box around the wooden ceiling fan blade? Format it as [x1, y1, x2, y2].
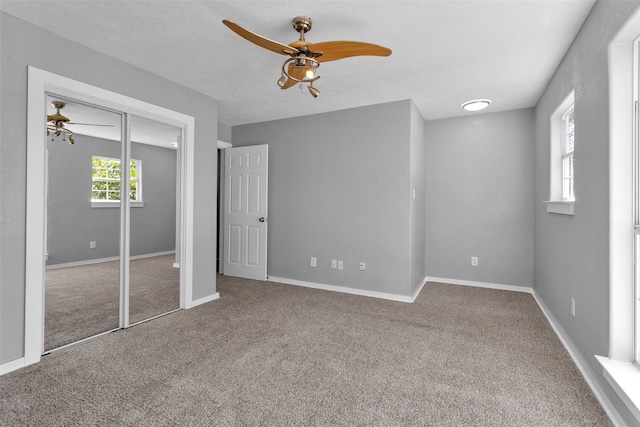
[280, 63, 307, 90]
[308, 41, 392, 62]
[222, 20, 299, 55]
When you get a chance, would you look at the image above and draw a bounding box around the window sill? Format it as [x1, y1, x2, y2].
[91, 201, 144, 208]
[543, 200, 575, 215]
[596, 356, 640, 423]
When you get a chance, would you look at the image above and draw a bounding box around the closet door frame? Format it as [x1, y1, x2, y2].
[121, 112, 131, 327]
[25, 67, 196, 365]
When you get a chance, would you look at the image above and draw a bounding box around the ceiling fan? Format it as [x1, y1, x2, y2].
[47, 101, 114, 144]
[222, 16, 392, 98]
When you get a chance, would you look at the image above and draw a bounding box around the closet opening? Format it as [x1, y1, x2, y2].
[25, 67, 197, 366]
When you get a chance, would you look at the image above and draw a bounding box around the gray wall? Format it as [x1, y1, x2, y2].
[47, 134, 177, 265]
[425, 109, 535, 288]
[534, 2, 640, 425]
[218, 122, 232, 143]
[130, 141, 177, 257]
[1, 12, 218, 364]
[232, 100, 422, 297]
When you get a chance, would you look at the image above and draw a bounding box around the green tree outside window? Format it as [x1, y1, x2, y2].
[92, 156, 140, 201]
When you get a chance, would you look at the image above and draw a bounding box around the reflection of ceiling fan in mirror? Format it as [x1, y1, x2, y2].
[47, 101, 114, 144]
[222, 16, 392, 98]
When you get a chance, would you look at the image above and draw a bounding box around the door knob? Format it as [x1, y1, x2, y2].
[259, 217, 268, 223]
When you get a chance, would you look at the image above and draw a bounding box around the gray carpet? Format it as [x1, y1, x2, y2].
[44, 254, 180, 351]
[2, 276, 611, 426]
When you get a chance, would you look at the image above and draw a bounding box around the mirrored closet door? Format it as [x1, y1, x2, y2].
[43, 97, 183, 352]
[44, 96, 123, 352]
[128, 115, 181, 325]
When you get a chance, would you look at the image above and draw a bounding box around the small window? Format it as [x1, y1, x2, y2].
[545, 91, 575, 215]
[91, 156, 142, 206]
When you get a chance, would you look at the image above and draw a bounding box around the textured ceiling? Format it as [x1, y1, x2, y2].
[2, 1, 596, 128]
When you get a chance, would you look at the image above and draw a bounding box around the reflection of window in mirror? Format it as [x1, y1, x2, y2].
[91, 155, 144, 208]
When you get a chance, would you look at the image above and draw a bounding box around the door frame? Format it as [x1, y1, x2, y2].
[25, 67, 196, 366]
[217, 140, 232, 275]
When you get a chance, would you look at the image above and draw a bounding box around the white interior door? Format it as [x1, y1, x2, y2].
[223, 145, 268, 280]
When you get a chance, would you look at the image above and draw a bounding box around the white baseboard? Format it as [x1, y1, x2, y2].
[426, 276, 623, 425]
[267, 276, 417, 303]
[0, 357, 26, 376]
[46, 251, 176, 270]
[131, 251, 175, 261]
[532, 291, 626, 427]
[425, 276, 533, 293]
[412, 276, 428, 301]
[186, 292, 220, 309]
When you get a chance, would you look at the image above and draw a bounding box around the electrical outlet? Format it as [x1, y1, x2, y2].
[337, 260, 344, 270]
[90, 241, 96, 249]
[331, 259, 337, 269]
[310, 257, 317, 267]
[571, 298, 576, 317]
[359, 262, 366, 271]
[471, 256, 478, 266]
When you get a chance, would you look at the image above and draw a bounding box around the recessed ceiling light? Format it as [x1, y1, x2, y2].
[462, 99, 491, 112]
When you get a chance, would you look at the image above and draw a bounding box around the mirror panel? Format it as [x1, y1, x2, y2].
[128, 115, 181, 325]
[44, 96, 122, 351]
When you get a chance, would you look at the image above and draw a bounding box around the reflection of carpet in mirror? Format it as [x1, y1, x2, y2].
[44, 254, 179, 351]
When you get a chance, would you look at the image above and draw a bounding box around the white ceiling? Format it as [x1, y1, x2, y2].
[3, 1, 596, 129]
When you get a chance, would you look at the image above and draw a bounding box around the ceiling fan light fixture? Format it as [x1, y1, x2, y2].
[462, 99, 492, 112]
[308, 85, 320, 98]
[46, 100, 113, 145]
[282, 56, 320, 83]
[280, 55, 320, 97]
[222, 16, 392, 98]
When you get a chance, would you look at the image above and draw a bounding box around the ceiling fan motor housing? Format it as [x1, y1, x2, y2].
[292, 16, 312, 34]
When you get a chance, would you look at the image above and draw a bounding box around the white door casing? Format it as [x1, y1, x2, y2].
[23, 67, 200, 369]
[223, 145, 268, 280]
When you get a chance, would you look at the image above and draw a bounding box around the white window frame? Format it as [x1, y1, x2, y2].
[635, 45, 640, 370]
[631, 34, 640, 372]
[634, 225, 640, 366]
[91, 155, 143, 208]
[544, 90, 576, 215]
[561, 105, 575, 201]
[598, 27, 640, 425]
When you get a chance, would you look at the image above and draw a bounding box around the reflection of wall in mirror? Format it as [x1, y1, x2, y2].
[46, 134, 177, 266]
